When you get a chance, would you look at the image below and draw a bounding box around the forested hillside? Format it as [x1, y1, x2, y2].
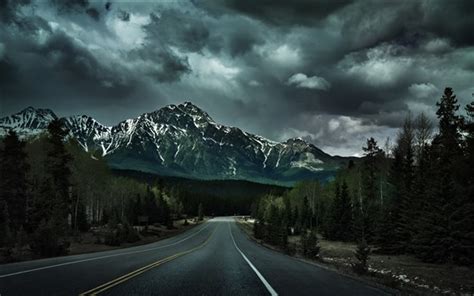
[251, 87, 474, 266]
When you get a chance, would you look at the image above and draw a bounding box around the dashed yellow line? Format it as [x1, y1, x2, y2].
[79, 225, 217, 296]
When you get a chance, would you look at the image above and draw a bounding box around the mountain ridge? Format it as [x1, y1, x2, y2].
[0, 103, 352, 185]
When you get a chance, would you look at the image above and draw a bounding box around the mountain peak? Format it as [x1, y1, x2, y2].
[21, 106, 36, 113]
[173, 101, 214, 123]
[19, 106, 56, 117]
[181, 101, 197, 108]
[284, 137, 307, 144]
[0, 106, 57, 131]
[178, 101, 206, 114]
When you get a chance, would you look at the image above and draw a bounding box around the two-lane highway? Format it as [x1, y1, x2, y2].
[0, 218, 392, 295]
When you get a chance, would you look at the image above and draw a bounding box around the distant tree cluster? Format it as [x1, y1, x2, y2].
[252, 88, 474, 266]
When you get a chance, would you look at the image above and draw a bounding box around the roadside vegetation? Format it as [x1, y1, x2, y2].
[245, 88, 474, 294]
[0, 121, 204, 263]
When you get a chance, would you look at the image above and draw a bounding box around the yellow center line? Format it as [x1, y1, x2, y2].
[79, 224, 218, 296]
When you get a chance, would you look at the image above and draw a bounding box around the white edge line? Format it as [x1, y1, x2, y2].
[229, 222, 278, 296]
[0, 222, 211, 279]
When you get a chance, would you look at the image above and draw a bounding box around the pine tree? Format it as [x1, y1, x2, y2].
[197, 202, 204, 221]
[352, 194, 364, 242]
[292, 206, 299, 234]
[301, 230, 320, 259]
[283, 196, 292, 232]
[382, 116, 415, 254]
[0, 200, 13, 248]
[451, 101, 474, 264]
[413, 87, 463, 263]
[324, 181, 353, 241]
[299, 196, 310, 231]
[323, 183, 340, 240]
[353, 238, 370, 274]
[46, 119, 73, 229]
[278, 220, 288, 250]
[0, 130, 29, 232]
[265, 203, 279, 245]
[253, 219, 264, 239]
[361, 138, 383, 242]
[339, 181, 353, 241]
[145, 186, 159, 224]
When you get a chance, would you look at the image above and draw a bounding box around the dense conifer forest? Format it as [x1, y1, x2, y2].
[251, 87, 474, 266]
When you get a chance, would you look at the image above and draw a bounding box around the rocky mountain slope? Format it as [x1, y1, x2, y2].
[0, 103, 350, 184]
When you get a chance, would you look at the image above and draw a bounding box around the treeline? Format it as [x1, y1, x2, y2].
[114, 169, 288, 216]
[252, 87, 474, 266]
[0, 121, 199, 259]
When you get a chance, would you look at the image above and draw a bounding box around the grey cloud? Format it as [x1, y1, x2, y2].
[0, 0, 32, 25]
[117, 10, 130, 22]
[287, 73, 330, 90]
[50, 0, 89, 12]
[128, 47, 191, 83]
[336, 0, 474, 50]
[194, 0, 354, 26]
[85, 7, 100, 21]
[145, 11, 210, 53]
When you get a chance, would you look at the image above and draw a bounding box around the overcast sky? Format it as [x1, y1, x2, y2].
[1, 0, 474, 156]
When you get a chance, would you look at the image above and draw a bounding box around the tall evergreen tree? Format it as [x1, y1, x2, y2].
[299, 196, 310, 231]
[409, 114, 433, 252]
[413, 88, 463, 263]
[361, 138, 383, 242]
[46, 120, 73, 228]
[265, 203, 280, 245]
[383, 116, 415, 253]
[0, 130, 29, 231]
[145, 186, 159, 224]
[197, 202, 204, 221]
[339, 181, 353, 241]
[353, 238, 370, 274]
[323, 183, 340, 240]
[0, 200, 13, 248]
[452, 101, 474, 264]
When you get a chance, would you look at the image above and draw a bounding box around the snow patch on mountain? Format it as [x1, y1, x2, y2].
[290, 152, 324, 172]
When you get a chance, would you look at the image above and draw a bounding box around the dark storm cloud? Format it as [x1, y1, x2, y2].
[0, 0, 32, 25]
[206, 16, 265, 57]
[1, 0, 473, 155]
[194, 0, 354, 26]
[128, 47, 191, 83]
[50, 0, 89, 14]
[144, 11, 210, 53]
[0, 8, 142, 117]
[336, 0, 474, 50]
[0, 56, 18, 90]
[85, 7, 100, 21]
[117, 10, 130, 22]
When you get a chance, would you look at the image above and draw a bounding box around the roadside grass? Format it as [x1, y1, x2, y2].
[237, 218, 474, 295]
[0, 218, 203, 264]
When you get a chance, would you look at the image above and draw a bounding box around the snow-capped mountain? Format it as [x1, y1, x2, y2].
[0, 107, 57, 138]
[0, 103, 350, 184]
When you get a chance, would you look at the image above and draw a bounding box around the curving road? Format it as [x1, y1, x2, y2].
[0, 217, 392, 296]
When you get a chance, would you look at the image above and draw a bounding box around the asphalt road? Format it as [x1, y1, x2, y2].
[0, 217, 392, 296]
